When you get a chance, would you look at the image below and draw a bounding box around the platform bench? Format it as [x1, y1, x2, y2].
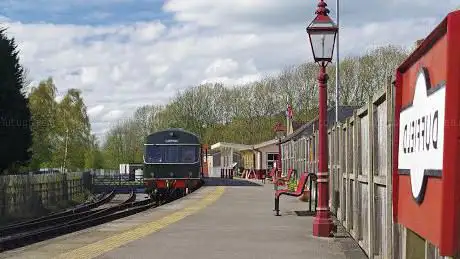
[274, 168, 295, 187]
[274, 172, 317, 216]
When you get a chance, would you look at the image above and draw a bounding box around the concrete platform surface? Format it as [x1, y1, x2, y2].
[0, 178, 367, 259]
[0, 186, 221, 259]
[96, 178, 367, 259]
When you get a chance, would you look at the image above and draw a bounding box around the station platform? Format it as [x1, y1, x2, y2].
[1, 178, 367, 259]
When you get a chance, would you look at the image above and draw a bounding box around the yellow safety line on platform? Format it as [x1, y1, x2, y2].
[54, 187, 225, 259]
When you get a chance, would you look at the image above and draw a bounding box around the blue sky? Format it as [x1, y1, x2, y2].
[1, 0, 458, 141]
[1, 0, 172, 25]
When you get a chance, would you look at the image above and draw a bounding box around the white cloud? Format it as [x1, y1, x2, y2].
[2, 1, 458, 141]
[205, 58, 239, 77]
[101, 110, 125, 121]
[87, 104, 105, 118]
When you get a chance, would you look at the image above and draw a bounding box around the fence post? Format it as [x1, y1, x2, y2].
[330, 126, 336, 217]
[328, 128, 332, 214]
[339, 123, 345, 224]
[344, 118, 352, 231]
[307, 137, 310, 175]
[62, 173, 68, 202]
[368, 96, 375, 259]
[314, 130, 318, 175]
[336, 124, 341, 221]
[352, 111, 360, 240]
[387, 78, 395, 259]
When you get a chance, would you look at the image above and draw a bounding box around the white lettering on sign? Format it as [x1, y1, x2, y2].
[165, 139, 179, 143]
[398, 68, 445, 204]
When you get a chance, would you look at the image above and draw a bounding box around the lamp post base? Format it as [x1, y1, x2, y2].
[312, 212, 334, 237]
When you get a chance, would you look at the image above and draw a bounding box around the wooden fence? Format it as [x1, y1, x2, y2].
[280, 80, 412, 258]
[325, 81, 399, 258]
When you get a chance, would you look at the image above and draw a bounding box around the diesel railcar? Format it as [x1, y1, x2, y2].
[143, 128, 206, 201]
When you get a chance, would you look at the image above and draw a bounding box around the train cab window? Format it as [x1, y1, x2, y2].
[181, 146, 197, 163]
[145, 146, 162, 163]
[165, 146, 179, 162]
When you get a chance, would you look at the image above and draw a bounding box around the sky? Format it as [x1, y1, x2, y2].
[0, 0, 458, 142]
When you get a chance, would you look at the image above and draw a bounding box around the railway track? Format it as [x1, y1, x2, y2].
[0, 183, 202, 252]
[0, 191, 115, 237]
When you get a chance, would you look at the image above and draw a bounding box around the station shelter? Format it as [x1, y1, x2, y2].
[208, 142, 250, 177]
[208, 139, 283, 178]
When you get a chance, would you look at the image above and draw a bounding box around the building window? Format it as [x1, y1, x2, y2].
[267, 153, 278, 169]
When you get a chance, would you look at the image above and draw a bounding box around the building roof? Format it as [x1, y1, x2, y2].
[253, 138, 278, 149]
[280, 105, 360, 144]
[292, 121, 304, 131]
[210, 138, 279, 153]
[210, 142, 252, 151]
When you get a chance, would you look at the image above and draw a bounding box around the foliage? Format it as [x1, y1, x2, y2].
[28, 78, 58, 169]
[288, 178, 297, 192]
[2, 75, 96, 173]
[26, 79, 94, 172]
[0, 28, 33, 174]
[101, 44, 409, 169]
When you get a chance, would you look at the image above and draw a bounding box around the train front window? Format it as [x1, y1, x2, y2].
[181, 146, 197, 163]
[144, 145, 199, 163]
[145, 146, 162, 163]
[165, 146, 179, 162]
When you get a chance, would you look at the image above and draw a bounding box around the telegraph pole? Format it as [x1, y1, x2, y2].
[335, 0, 340, 123]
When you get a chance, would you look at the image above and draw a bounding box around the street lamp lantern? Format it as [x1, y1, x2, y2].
[306, 0, 338, 66]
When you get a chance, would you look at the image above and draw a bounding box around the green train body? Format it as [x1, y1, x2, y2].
[142, 128, 204, 199]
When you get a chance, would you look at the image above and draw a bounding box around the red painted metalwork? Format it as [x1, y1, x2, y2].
[393, 10, 460, 256]
[311, 65, 334, 237]
[273, 122, 286, 173]
[306, 0, 337, 238]
[174, 180, 186, 189]
[200, 144, 209, 177]
[154, 180, 166, 189]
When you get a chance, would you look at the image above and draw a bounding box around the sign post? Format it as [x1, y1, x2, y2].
[393, 10, 460, 256]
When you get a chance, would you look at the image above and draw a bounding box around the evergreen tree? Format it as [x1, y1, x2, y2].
[0, 28, 33, 174]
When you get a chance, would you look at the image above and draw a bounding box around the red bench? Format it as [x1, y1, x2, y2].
[256, 169, 267, 183]
[274, 168, 295, 187]
[268, 168, 276, 181]
[274, 172, 317, 216]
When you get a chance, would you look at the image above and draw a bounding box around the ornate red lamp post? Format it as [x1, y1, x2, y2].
[273, 122, 286, 177]
[306, 0, 338, 237]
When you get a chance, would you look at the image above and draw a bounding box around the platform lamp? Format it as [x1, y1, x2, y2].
[273, 122, 286, 181]
[306, 0, 338, 237]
